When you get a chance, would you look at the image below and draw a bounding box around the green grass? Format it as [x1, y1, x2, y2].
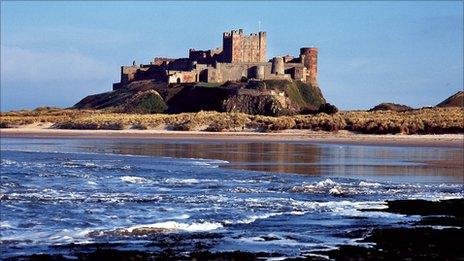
[194, 82, 223, 88]
[136, 93, 168, 113]
[294, 81, 326, 107]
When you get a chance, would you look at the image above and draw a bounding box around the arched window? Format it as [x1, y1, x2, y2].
[177, 78, 181, 84]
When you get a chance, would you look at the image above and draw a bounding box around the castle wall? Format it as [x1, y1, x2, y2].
[151, 57, 175, 66]
[168, 71, 197, 84]
[284, 63, 306, 81]
[167, 58, 195, 71]
[204, 61, 296, 83]
[120, 66, 139, 84]
[189, 47, 223, 64]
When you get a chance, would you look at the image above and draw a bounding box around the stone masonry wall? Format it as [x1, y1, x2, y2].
[222, 30, 266, 63]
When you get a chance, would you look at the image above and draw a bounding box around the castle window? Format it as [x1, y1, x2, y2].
[177, 78, 181, 84]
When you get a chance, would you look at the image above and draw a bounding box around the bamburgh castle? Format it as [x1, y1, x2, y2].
[113, 29, 318, 90]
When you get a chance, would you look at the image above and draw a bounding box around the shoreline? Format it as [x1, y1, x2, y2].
[7, 199, 464, 260]
[1, 127, 463, 148]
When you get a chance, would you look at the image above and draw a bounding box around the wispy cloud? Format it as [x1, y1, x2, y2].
[1, 45, 113, 83]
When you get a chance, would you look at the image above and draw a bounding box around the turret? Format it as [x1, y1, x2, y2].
[271, 57, 284, 75]
[253, 65, 265, 80]
[300, 47, 318, 83]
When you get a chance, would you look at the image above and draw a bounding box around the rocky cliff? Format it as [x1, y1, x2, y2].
[74, 79, 326, 116]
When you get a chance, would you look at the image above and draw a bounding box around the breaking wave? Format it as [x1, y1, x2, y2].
[89, 221, 223, 238]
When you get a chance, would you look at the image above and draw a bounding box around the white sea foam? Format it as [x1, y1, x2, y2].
[185, 158, 229, 164]
[359, 181, 382, 187]
[288, 178, 453, 197]
[329, 186, 343, 195]
[317, 179, 337, 187]
[164, 178, 219, 185]
[231, 187, 260, 193]
[1, 227, 96, 245]
[224, 212, 293, 225]
[122, 220, 223, 233]
[1, 159, 17, 166]
[120, 176, 151, 184]
[291, 178, 345, 195]
[0, 221, 15, 229]
[173, 214, 190, 220]
[231, 179, 269, 184]
[237, 236, 299, 246]
[164, 178, 200, 185]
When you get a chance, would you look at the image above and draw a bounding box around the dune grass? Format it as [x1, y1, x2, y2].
[1, 107, 463, 135]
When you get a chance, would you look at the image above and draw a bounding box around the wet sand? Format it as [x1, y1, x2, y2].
[1, 127, 463, 148]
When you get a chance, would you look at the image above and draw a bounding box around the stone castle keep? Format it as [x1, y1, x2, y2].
[113, 29, 318, 90]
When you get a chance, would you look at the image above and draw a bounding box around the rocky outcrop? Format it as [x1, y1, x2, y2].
[74, 79, 326, 116]
[369, 103, 413, 112]
[166, 80, 325, 116]
[318, 103, 339, 114]
[74, 87, 167, 114]
[436, 91, 464, 108]
[165, 86, 288, 116]
[74, 80, 168, 111]
[222, 92, 289, 116]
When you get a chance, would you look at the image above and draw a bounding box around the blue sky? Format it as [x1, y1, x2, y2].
[1, 1, 462, 111]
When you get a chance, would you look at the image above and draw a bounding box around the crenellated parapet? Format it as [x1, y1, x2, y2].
[112, 29, 319, 90]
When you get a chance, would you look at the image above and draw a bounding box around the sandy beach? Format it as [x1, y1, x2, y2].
[1, 126, 463, 148]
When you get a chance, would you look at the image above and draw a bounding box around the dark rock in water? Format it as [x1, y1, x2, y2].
[318, 227, 463, 260]
[419, 216, 464, 227]
[369, 102, 413, 112]
[73, 79, 326, 116]
[10, 248, 281, 261]
[318, 103, 338, 114]
[322, 227, 464, 261]
[13, 254, 69, 261]
[77, 249, 154, 260]
[319, 198, 464, 260]
[189, 250, 280, 261]
[383, 198, 464, 218]
[436, 91, 464, 108]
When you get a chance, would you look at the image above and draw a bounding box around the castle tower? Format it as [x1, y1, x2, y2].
[271, 57, 284, 75]
[253, 65, 265, 79]
[300, 47, 318, 83]
[222, 29, 267, 63]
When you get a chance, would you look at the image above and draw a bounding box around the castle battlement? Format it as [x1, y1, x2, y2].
[113, 29, 318, 90]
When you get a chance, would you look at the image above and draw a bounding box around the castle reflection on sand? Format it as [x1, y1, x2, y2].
[74, 139, 463, 183]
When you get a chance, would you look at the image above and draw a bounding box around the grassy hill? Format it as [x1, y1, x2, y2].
[74, 80, 326, 116]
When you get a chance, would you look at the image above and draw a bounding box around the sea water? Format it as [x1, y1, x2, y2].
[0, 138, 462, 258]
